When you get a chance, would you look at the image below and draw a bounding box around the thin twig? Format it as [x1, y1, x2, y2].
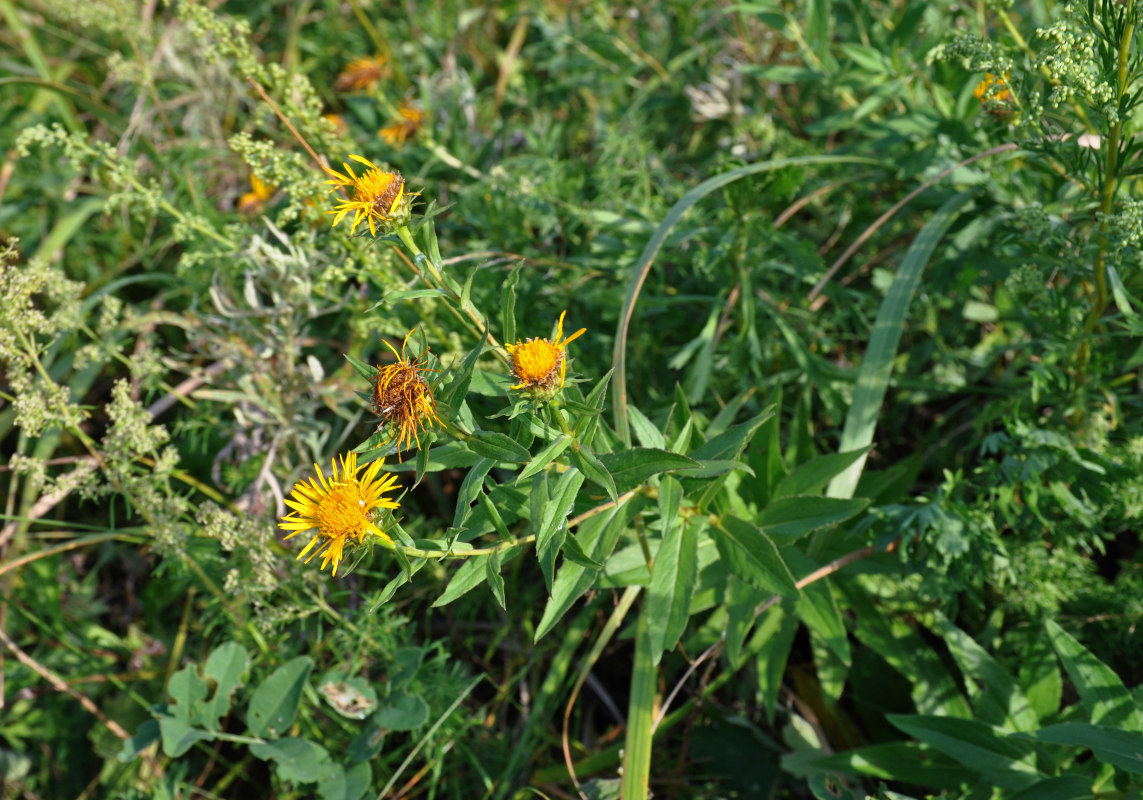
[654, 538, 897, 730]
[754, 541, 895, 620]
[654, 636, 723, 731]
[0, 626, 164, 774]
[807, 143, 1020, 304]
[245, 77, 327, 173]
[0, 361, 232, 549]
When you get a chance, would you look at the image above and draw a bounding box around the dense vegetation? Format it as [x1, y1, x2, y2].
[3, 0, 1143, 797]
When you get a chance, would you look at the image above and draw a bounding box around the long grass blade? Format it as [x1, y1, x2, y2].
[376, 675, 483, 800]
[823, 191, 975, 506]
[612, 154, 881, 445]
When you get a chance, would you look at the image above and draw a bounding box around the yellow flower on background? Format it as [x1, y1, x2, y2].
[335, 55, 388, 92]
[379, 103, 425, 146]
[323, 113, 348, 136]
[325, 154, 416, 237]
[506, 310, 586, 398]
[279, 452, 400, 577]
[238, 174, 274, 215]
[372, 331, 442, 454]
[974, 72, 1012, 104]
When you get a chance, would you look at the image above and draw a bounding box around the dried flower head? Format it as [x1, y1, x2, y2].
[238, 174, 274, 215]
[372, 332, 442, 453]
[325, 155, 417, 237]
[506, 310, 586, 399]
[379, 103, 425, 146]
[279, 452, 400, 576]
[335, 55, 388, 92]
[974, 72, 1013, 104]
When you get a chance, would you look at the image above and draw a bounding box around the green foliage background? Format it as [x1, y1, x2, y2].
[3, 0, 1143, 797]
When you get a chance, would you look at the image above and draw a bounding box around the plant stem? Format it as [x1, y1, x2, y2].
[1085, 12, 1135, 336]
[621, 603, 656, 799]
[395, 225, 509, 364]
[397, 533, 536, 560]
[1078, 3, 1135, 380]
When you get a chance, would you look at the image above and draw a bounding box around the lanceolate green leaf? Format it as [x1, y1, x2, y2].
[809, 742, 970, 790]
[467, 431, 530, 463]
[783, 548, 850, 665]
[485, 549, 507, 610]
[536, 468, 585, 588]
[571, 445, 617, 501]
[452, 457, 494, 530]
[1021, 723, 1143, 774]
[1045, 619, 1143, 731]
[825, 191, 974, 504]
[344, 353, 377, 382]
[774, 447, 871, 498]
[440, 328, 488, 408]
[724, 576, 764, 668]
[933, 618, 1038, 733]
[688, 410, 775, 462]
[647, 478, 697, 664]
[535, 495, 651, 641]
[751, 604, 799, 720]
[571, 369, 614, 446]
[518, 436, 572, 482]
[841, 581, 971, 718]
[795, 580, 850, 666]
[598, 447, 699, 493]
[500, 260, 523, 346]
[434, 546, 524, 607]
[887, 715, 1041, 789]
[627, 403, 667, 449]
[612, 155, 881, 445]
[757, 496, 868, 541]
[710, 516, 798, 598]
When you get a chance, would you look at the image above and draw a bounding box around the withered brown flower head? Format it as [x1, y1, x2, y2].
[372, 332, 442, 454]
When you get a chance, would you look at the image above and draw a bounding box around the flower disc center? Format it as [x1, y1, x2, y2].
[512, 339, 562, 385]
[316, 484, 368, 538]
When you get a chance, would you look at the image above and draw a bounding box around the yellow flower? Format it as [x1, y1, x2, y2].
[506, 310, 586, 399]
[379, 103, 425, 147]
[279, 452, 400, 577]
[372, 331, 442, 454]
[974, 72, 1012, 104]
[335, 55, 388, 92]
[323, 113, 348, 136]
[237, 174, 274, 215]
[325, 155, 417, 237]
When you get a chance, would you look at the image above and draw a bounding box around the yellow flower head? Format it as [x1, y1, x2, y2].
[379, 103, 425, 147]
[279, 452, 400, 577]
[323, 113, 348, 136]
[325, 155, 417, 237]
[238, 174, 274, 215]
[335, 55, 388, 92]
[372, 331, 442, 454]
[506, 310, 586, 399]
[974, 72, 1013, 104]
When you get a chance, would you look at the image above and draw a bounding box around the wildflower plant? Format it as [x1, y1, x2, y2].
[506, 309, 586, 399]
[367, 331, 443, 453]
[279, 452, 400, 576]
[379, 102, 425, 146]
[325, 155, 416, 237]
